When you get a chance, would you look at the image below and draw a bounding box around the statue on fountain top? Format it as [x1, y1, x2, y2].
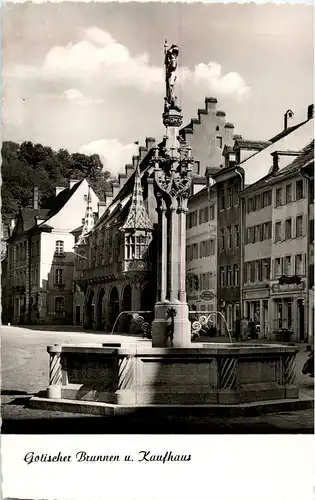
[164, 40, 182, 113]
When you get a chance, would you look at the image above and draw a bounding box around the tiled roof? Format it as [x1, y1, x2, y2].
[21, 209, 50, 231]
[242, 141, 314, 194]
[121, 164, 153, 231]
[234, 139, 271, 151]
[268, 121, 307, 143]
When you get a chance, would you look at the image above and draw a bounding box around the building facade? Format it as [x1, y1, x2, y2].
[5, 180, 99, 325]
[186, 184, 217, 314]
[241, 141, 314, 341]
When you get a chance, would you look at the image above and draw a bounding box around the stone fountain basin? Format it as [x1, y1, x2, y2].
[45, 342, 299, 406]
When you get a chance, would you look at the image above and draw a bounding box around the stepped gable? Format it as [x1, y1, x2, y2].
[121, 161, 153, 231]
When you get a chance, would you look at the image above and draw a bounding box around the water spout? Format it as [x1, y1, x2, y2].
[110, 311, 153, 335]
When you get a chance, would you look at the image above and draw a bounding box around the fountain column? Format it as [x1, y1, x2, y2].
[150, 41, 194, 348]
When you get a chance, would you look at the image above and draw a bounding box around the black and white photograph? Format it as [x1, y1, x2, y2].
[1, 0, 314, 441]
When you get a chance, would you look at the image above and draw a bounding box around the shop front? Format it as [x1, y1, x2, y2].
[270, 281, 307, 342]
[242, 284, 270, 338]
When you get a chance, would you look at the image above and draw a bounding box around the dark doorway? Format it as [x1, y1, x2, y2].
[297, 299, 305, 341]
[98, 288, 106, 330]
[75, 306, 81, 325]
[109, 286, 120, 332]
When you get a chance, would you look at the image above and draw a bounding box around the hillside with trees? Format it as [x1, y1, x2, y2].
[1, 141, 112, 231]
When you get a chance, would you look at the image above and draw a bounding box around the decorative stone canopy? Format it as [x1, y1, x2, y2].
[121, 164, 153, 232]
[77, 185, 95, 245]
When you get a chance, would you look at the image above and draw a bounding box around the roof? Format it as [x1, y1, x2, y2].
[269, 121, 307, 144]
[46, 180, 83, 218]
[242, 141, 314, 194]
[234, 139, 271, 151]
[121, 164, 153, 231]
[21, 209, 50, 231]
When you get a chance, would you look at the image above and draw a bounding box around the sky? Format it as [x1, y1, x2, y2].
[2, 2, 314, 176]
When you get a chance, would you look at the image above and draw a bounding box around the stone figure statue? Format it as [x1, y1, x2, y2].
[164, 41, 181, 112]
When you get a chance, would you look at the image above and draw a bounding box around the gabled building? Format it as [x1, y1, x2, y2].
[77, 97, 236, 332]
[5, 180, 99, 325]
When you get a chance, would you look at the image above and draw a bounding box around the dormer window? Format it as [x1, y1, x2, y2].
[55, 240, 64, 256]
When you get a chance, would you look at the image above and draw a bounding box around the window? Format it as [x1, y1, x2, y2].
[234, 184, 240, 206]
[55, 240, 64, 256]
[192, 243, 198, 260]
[274, 258, 282, 277]
[55, 268, 64, 285]
[227, 226, 232, 249]
[199, 206, 209, 224]
[219, 267, 225, 287]
[227, 266, 232, 287]
[220, 229, 225, 251]
[285, 219, 292, 240]
[36, 241, 40, 255]
[295, 254, 304, 275]
[233, 264, 239, 286]
[275, 222, 282, 242]
[55, 297, 65, 314]
[285, 184, 292, 204]
[200, 240, 211, 258]
[219, 189, 225, 210]
[310, 179, 314, 202]
[251, 226, 256, 244]
[209, 205, 215, 220]
[255, 225, 260, 242]
[235, 225, 240, 247]
[275, 188, 282, 207]
[267, 221, 272, 239]
[249, 262, 255, 282]
[259, 224, 264, 242]
[216, 136, 223, 149]
[296, 180, 304, 200]
[262, 259, 270, 280]
[310, 219, 314, 243]
[34, 267, 39, 285]
[257, 260, 262, 282]
[255, 194, 261, 211]
[247, 198, 253, 213]
[227, 188, 232, 208]
[296, 215, 303, 237]
[263, 222, 269, 240]
[284, 256, 292, 276]
[262, 191, 272, 207]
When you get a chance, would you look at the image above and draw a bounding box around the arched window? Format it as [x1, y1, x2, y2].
[55, 240, 64, 256]
[55, 297, 65, 314]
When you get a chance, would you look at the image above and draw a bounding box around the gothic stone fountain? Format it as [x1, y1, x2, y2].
[31, 42, 300, 415]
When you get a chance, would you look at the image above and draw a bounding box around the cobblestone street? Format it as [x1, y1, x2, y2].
[1, 325, 314, 433]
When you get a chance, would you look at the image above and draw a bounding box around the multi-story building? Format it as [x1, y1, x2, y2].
[211, 105, 314, 336]
[5, 180, 99, 325]
[186, 179, 217, 313]
[241, 141, 314, 341]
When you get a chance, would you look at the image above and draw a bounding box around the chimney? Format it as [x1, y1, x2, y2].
[307, 104, 314, 120]
[112, 181, 120, 200]
[55, 187, 66, 197]
[139, 146, 148, 161]
[205, 97, 218, 112]
[284, 109, 294, 130]
[69, 179, 80, 190]
[271, 151, 279, 172]
[118, 172, 128, 188]
[145, 137, 156, 151]
[125, 164, 135, 178]
[33, 186, 39, 210]
[97, 201, 106, 218]
[132, 155, 139, 168]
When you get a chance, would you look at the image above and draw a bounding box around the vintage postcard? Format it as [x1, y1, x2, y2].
[1, 0, 314, 499]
